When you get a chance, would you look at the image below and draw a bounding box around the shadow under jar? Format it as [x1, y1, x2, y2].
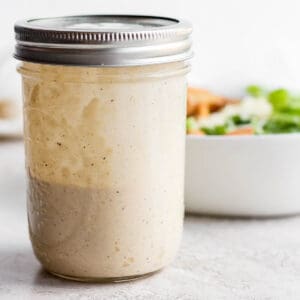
[14, 15, 192, 282]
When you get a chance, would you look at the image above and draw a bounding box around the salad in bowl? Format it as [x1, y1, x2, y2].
[184, 86, 300, 217]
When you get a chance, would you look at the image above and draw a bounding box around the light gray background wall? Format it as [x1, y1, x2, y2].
[1, 0, 300, 99]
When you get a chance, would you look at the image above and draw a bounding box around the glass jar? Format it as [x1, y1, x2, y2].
[15, 15, 192, 282]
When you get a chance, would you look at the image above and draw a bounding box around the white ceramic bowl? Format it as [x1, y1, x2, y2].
[185, 134, 300, 217]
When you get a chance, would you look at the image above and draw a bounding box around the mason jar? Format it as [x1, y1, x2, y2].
[14, 15, 192, 282]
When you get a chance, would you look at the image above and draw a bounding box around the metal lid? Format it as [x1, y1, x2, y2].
[14, 15, 192, 66]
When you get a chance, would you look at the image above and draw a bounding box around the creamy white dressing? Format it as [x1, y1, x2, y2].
[20, 62, 187, 281]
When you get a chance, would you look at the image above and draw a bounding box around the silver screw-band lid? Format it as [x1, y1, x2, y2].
[14, 15, 192, 66]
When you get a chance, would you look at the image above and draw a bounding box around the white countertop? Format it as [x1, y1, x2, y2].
[1, 141, 300, 300]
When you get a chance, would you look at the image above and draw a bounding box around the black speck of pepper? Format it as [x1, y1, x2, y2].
[116, 190, 120, 194]
[110, 99, 114, 102]
[57, 142, 62, 146]
[102, 157, 106, 160]
[90, 163, 94, 166]
[122, 207, 125, 211]
[44, 163, 48, 167]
